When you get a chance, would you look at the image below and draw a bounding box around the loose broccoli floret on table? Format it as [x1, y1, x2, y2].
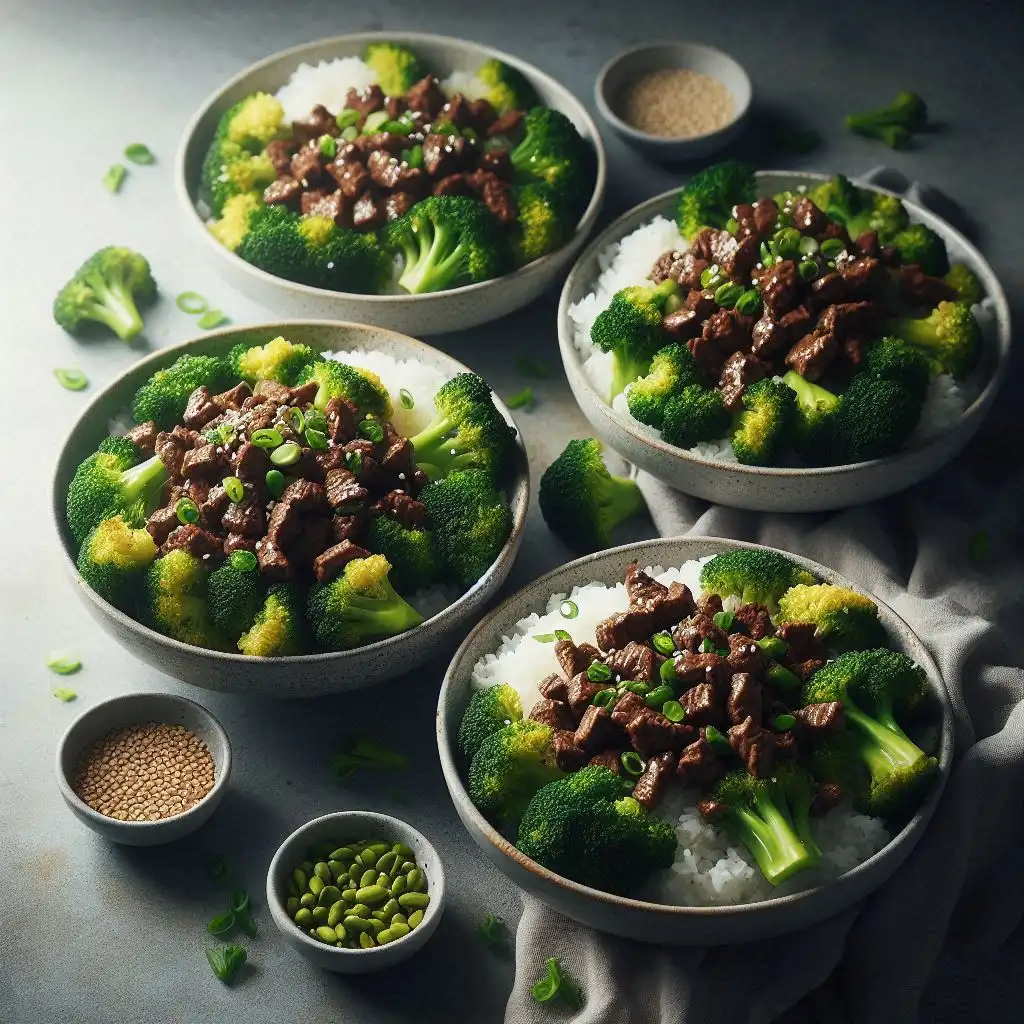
[228, 335, 321, 386]
[889, 300, 980, 379]
[131, 354, 234, 429]
[508, 182, 574, 267]
[538, 438, 645, 553]
[77, 514, 158, 610]
[363, 515, 441, 593]
[509, 107, 593, 213]
[660, 384, 731, 450]
[143, 550, 225, 649]
[295, 359, 392, 418]
[845, 91, 928, 148]
[699, 549, 815, 612]
[889, 223, 950, 277]
[731, 377, 795, 466]
[206, 558, 265, 641]
[942, 263, 983, 305]
[237, 583, 307, 656]
[457, 684, 524, 767]
[676, 159, 756, 239]
[363, 42, 426, 96]
[53, 246, 157, 343]
[625, 343, 701, 429]
[476, 58, 537, 114]
[777, 583, 888, 653]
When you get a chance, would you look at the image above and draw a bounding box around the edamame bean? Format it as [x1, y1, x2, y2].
[328, 861, 346, 882]
[376, 872, 389, 888]
[390, 875, 407, 896]
[376, 851, 398, 874]
[300, 860, 314, 875]
[312, 906, 329, 925]
[300, 892, 317, 909]
[329, 847, 355, 861]
[292, 868, 308, 891]
[363, 917, 384, 934]
[343, 915, 368, 933]
[407, 909, 424, 928]
[378, 898, 400, 919]
[388, 861, 405, 881]
[342, 888, 358, 903]
[406, 868, 425, 892]
[317, 885, 342, 908]
[376, 928, 396, 944]
[355, 885, 388, 905]
[327, 901, 346, 927]
[359, 931, 376, 949]
[315, 925, 339, 944]
[369, 843, 390, 857]
[348, 903, 370, 918]
[286, 878, 299, 897]
[314, 862, 332, 883]
[389, 921, 410, 938]
[357, 848, 379, 869]
[392, 843, 413, 858]
[358, 868, 377, 888]
[398, 892, 430, 910]
[286, 897, 300, 915]
[308, 875, 324, 897]
[392, 913, 407, 927]
[400, 861, 416, 873]
[294, 908, 314, 928]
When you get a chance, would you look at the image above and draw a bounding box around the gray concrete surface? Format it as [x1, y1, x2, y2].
[0, 1, 1020, 1021]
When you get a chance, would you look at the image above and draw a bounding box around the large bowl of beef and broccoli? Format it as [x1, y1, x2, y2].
[176, 33, 605, 335]
[559, 162, 1010, 512]
[53, 322, 529, 697]
[437, 537, 952, 944]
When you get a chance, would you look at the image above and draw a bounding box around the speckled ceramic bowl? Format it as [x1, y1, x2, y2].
[176, 32, 606, 335]
[52, 321, 530, 697]
[437, 536, 953, 945]
[558, 170, 1011, 512]
[267, 811, 445, 972]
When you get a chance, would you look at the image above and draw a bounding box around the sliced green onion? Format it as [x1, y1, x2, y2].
[336, 109, 360, 130]
[725, 216, 740, 234]
[773, 713, 797, 731]
[515, 356, 550, 379]
[798, 236, 820, 256]
[559, 600, 579, 620]
[229, 549, 258, 571]
[357, 419, 384, 443]
[644, 684, 674, 708]
[716, 648, 730, 658]
[207, 911, 235, 937]
[461, 126, 479, 143]
[362, 110, 390, 134]
[318, 134, 337, 158]
[505, 387, 535, 410]
[484, 135, 508, 153]
[660, 658, 677, 684]
[197, 309, 227, 330]
[734, 289, 763, 317]
[175, 291, 208, 314]
[798, 259, 819, 282]
[54, 367, 88, 391]
[759, 242, 774, 267]
[175, 497, 200, 524]
[768, 240, 782, 259]
[399, 388, 415, 410]
[430, 118, 457, 136]
[341, 125, 359, 142]
[251, 428, 283, 449]
[705, 725, 731, 754]
[773, 226, 802, 258]
[756, 636, 787, 659]
[820, 238, 845, 260]
[767, 662, 802, 691]
[265, 469, 285, 498]
[381, 119, 413, 135]
[270, 441, 301, 467]
[124, 143, 155, 165]
[622, 680, 650, 695]
[305, 428, 328, 450]
[345, 449, 363, 476]
[52, 687, 78, 702]
[554, 629, 572, 642]
[621, 751, 644, 776]
[592, 688, 617, 708]
[700, 264, 722, 289]
[699, 637, 715, 654]
[652, 632, 675, 655]
[713, 610, 735, 630]
[714, 281, 743, 308]
[284, 407, 305, 434]
[533, 633, 558, 645]
[662, 700, 685, 723]
[47, 654, 82, 675]
[587, 662, 612, 683]
[236, 910, 257, 937]
[222, 476, 244, 503]
[102, 164, 127, 193]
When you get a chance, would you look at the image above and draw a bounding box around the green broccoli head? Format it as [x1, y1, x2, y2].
[508, 182, 575, 267]
[476, 58, 538, 114]
[660, 384, 731, 450]
[143, 550, 226, 650]
[590, 279, 680, 399]
[237, 583, 308, 656]
[804, 177, 909, 240]
[209, 192, 262, 252]
[228, 335, 321, 386]
[208, 151, 276, 222]
[385, 196, 505, 294]
[362, 42, 426, 96]
[420, 468, 513, 586]
[676, 160, 756, 239]
[508, 107, 594, 213]
[306, 554, 422, 651]
[782, 370, 840, 463]
[805, 174, 864, 226]
[76, 514, 159, 611]
[409, 373, 517, 483]
[824, 371, 925, 463]
[53, 247, 157, 343]
[845, 91, 927, 148]
[516, 765, 676, 893]
[863, 336, 932, 399]
[699, 548, 816, 612]
[363, 515, 442, 593]
[889, 223, 950, 277]
[731, 377, 796, 466]
[206, 555, 266, 640]
[942, 263, 984, 305]
[777, 583, 888, 653]
[888, 301, 980, 380]
[457, 684, 524, 767]
[295, 358, 392, 418]
[625, 343, 701, 429]
[131, 354, 234, 429]
[538, 438, 645, 553]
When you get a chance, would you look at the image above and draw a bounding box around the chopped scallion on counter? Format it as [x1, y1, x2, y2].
[207, 855, 233, 886]
[505, 386, 535, 410]
[197, 309, 228, 330]
[102, 164, 127, 193]
[531, 957, 582, 1009]
[175, 291, 208, 315]
[124, 143, 155, 165]
[52, 688, 78, 702]
[47, 654, 82, 675]
[54, 367, 88, 391]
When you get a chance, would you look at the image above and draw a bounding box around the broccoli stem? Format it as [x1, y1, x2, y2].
[611, 353, 654, 402]
[398, 221, 466, 294]
[82, 268, 144, 341]
[845, 701, 928, 775]
[120, 454, 169, 520]
[343, 592, 422, 641]
[597, 474, 644, 532]
[409, 415, 459, 478]
[733, 796, 817, 885]
[782, 370, 838, 413]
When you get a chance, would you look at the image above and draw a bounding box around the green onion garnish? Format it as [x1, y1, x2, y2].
[229, 549, 258, 571]
[251, 428, 283, 449]
[799, 236, 820, 256]
[734, 289, 763, 317]
[713, 610, 734, 630]
[587, 661, 612, 682]
[345, 449, 363, 476]
[270, 441, 301, 467]
[399, 388, 415, 410]
[102, 164, 127, 193]
[206, 945, 247, 985]
[705, 725, 731, 753]
[206, 855, 233, 885]
[756, 636, 788, 659]
[660, 658, 677, 684]
[222, 476, 244, 503]
[207, 911, 236, 937]
[265, 469, 285, 498]
[533, 633, 556, 643]
[652, 632, 675, 655]
[620, 751, 644, 776]
[341, 125, 358, 142]
[662, 700, 685, 723]
[700, 264, 723, 289]
[175, 291, 208, 314]
[759, 242, 774, 266]
[622, 680, 650, 695]
[773, 713, 797, 731]
[54, 367, 88, 391]
[52, 687, 78, 702]
[357, 419, 384, 443]
[319, 134, 337, 158]
[515, 356, 550, 379]
[643, 684, 674, 708]
[175, 497, 200, 524]
[304, 408, 327, 432]
[305, 428, 328, 450]
[505, 387, 535, 410]
[699, 637, 715, 653]
[559, 600, 579, 619]
[197, 309, 228, 330]
[767, 662, 802, 691]
[553, 629, 571, 641]
[336, 109, 359, 130]
[820, 238, 845, 260]
[591, 688, 616, 708]
[404, 144, 424, 168]
[47, 653, 82, 675]
[798, 259, 819, 282]
[725, 216, 740, 235]
[124, 143, 155, 165]
[714, 281, 743, 308]
[284, 407, 305, 434]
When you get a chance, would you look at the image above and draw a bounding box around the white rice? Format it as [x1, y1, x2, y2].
[440, 70, 489, 101]
[275, 58, 379, 123]
[470, 557, 891, 907]
[568, 217, 991, 462]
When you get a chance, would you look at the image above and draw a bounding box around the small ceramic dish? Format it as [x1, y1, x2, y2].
[56, 691, 231, 846]
[558, 170, 1011, 512]
[176, 31, 606, 335]
[595, 41, 751, 161]
[51, 321, 530, 696]
[437, 536, 953, 945]
[266, 811, 445, 972]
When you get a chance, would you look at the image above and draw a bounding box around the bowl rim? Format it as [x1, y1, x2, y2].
[174, 30, 607, 304]
[265, 809, 445, 957]
[594, 40, 752, 146]
[557, 169, 1012, 480]
[436, 535, 953, 920]
[55, 691, 232, 832]
[51, 319, 531, 667]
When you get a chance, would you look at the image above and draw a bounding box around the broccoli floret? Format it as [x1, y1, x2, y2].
[942, 263, 983, 305]
[408, 373, 517, 483]
[206, 559, 265, 640]
[509, 107, 594, 213]
[66, 445, 168, 544]
[467, 720, 563, 826]
[362, 42, 426, 96]
[590, 279, 680, 398]
[53, 246, 157, 343]
[888, 300, 979, 380]
[131, 354, 234, 429]
[76, 515, 158, 611]
[306, 555, 422, 651]
[862, 336, 932, 398]
[803, 649, 938, 818]
[143, 550, 225, 650]
[805, 175, 863, 226]
[363, 515, 441, 593]
[660, 385, 731, 449]
[420, 468, 512, 586]
[209, 192, 262, 252]
[804, 177, 909, 241]
[778, 583, 888, 653]
[294, 359, 392, 418]
[782, 370, 839, 461]
[625, 343, 701, 428]
[476, 58, 537, 114]
[826, 372, 925, 463]
[676, 160, 756, 239]
[889, 223, 950, 277]
[845, 91, 927, 148]
[731, 377, 795, 466]
[699, 548, 815, 612]
[508, 182, 574, 267]
[457, 684, 524, 767]
[237, 583, 307, 656]
[702, 765, 821, 885]
[228, 335, 321, 386]
[385, 196, 505, 294]
[209, 152, 275, 223]
[538, 438, 644, 553]
[516, 766, 676, 893]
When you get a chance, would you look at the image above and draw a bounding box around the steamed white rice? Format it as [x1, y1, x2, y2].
[275, 58, 379, 123]
[568, 216, 994, 461]
[471, 558, 891, 907]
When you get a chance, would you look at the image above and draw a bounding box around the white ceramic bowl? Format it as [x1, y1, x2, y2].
[266, 811, 445, 972]
[558, 170, 1011, 512]
[52, 321, 530, 696]
[595, 41, 751, 161]
[437, 536, 953, 945]
[56, 691, 231, 846]
[176, 32, 606, 335]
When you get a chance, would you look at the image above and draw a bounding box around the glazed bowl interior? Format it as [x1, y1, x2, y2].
[52, 321, 530, 697]
[557, 170, 1011, 512]
[437, 536, 953, 944]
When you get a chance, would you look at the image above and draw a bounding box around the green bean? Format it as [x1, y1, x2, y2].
[406, 868, 425, 892]
[315, 925, 339, 944]
[390, 875, 407, 896]
[355, 885, 389, 905]
[359, 931, 376, 949]
[329, 847, 355, 861]
[398, 892, 430, 910]
[312, 906, 329, 925]
[299, 893, 316, 909]
[407, 909, 424, 928]
[327, 901, 346, 927]
[317, 885, 342, 908]
[294, 908, 314, 928]
[358, 868, 377, 888]
[308, 875, 324, 897]
[314, 861, 332, 882]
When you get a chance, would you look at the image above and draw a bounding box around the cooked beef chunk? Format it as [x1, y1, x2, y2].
[367, 150, 426, 193]
[595, 608, 655, 654]
[605, 641, 658, 683]
[789, 196, 828, 235]
[302, 189, 348, 224]
[324, 468, 368, 512]
[256, 537, 293, 581]
[433, 172, 471, 197]
[553, 638, 596, 679]
[380, 426, 414, 477]
[266, 138, 298, 174]
[709, 229, 759, 279]
[650, 583, 697, 633]
[726, 633, 765, 675]
[162, 523, 222, 560]
[811, 781, 844, 816]
[199, 484, 230, 529]
[279, 479, 328, 513]
[422, 132, 466, 178]
[214, 382, 252, 411]
[385, 192, 417, 221]
[181, 443, 224, 481]
[609, 690, 647, 729]
[263, 177, 302, 206]
[539, 673, 570, 703]
[898, 265, 957, 307]
[703, 306, 755, 354]
[565, 673, 604, 718]
[327, 159, 370, 198]
[466, 168, 516, 225]
[291, 145, 326, 188]
[223, 533, 256, 556]
[487, 109, 525, 140]
[254, 379, 292, 404]
[266, 498, 300, 548]
[232, 441, 268, 482]
[146, 505, 179, 546]
[675, 738, 725, 790]
[624, 563, 664, 606]
[777, 621, 824, 662]
[672, 650, 730, 688]
[759, 259, 801, 317]
[727, 673, 762, 726]
[352, 191, 386, 230]
[633, 751, 677, 810]
[552, 729, 588, 772]
[651, 250, 709, 290]
[774, 729, 799, 760]
[369, 490, 426, 529]
[310, 539, 369, 582]
[719, 349, 771, 411]
[699, 594, 723, 615]
[330, 514, 362, 544]
[735, 196, 778, 240]
[405, 74, 446, 119]
[154, 428, 196, 479]
[479, 148, 511, 179]
[291, 104, 339, 146]
[574, 705, 620, 754]
[529, 697, 575, 732]
[727, 715, 776, 777]
[466, 98, 498, 132]
[818, 300, 884, 341]
[679, 681, 721, 727]
[674, 615, 728, 654]
[792, 701, 845, 733]
[733, 603, 773, 640]
[221, 497, 266, 538]
[834, 256, 887, 299]
[325, 396, 359, 444]
[662, 307, 705, 341]
[345, 84, 386, 121]
[358, 131, 411, 156]
[588, 749, 624, 775]
[790, 658, 826, 682]
[626, 708, 692, 757]
[784, 327, 837, 381]
[125, 420, 159, 453]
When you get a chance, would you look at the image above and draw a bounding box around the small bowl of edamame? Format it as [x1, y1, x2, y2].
[266, 810, 445, 973]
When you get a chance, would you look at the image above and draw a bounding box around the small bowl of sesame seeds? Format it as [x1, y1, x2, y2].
[56, 691, 231, 845]
[595, 41, 751, 162]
